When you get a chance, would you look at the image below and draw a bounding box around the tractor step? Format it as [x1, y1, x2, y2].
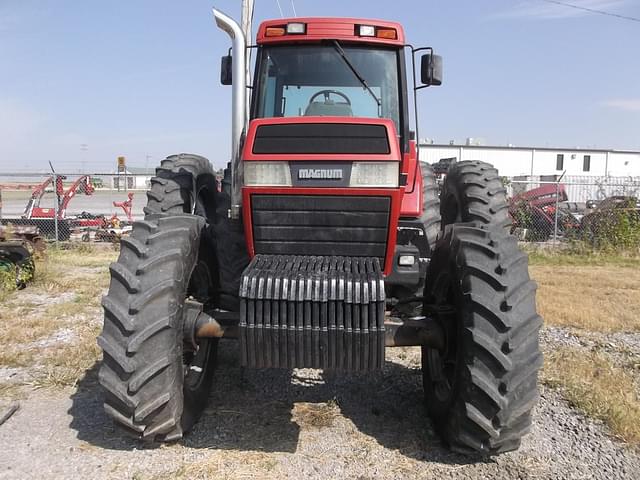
[239, 255, 385, 370]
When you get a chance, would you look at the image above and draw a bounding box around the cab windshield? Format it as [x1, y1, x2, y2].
[253, 44, 401, 133]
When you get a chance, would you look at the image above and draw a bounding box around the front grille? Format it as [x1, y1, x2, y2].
[251, 195, 390, 262]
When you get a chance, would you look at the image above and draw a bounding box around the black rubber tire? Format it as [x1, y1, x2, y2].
[440, 161, 511, 231]
[215, 163, 251, 310]
[144, 153, 217, 219]
[419, 162, 441, 254]
[145, 154, 248, 310]
[99, 214, 217, 441]
[422, 223, 542, 455]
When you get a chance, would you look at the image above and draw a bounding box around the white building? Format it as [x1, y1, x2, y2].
[109, 168, 154, 190]
[419, 143, 640, 178]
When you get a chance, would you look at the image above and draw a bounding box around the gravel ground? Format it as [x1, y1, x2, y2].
[1, 342, 639, 480]
[542, 325, 640, 395]
[541, 325, 640, 358]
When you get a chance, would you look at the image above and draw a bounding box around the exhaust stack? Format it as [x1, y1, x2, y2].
[213, 7, 247, 218]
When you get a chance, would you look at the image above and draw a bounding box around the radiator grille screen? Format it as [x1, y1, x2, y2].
[251, 195, 390, 262]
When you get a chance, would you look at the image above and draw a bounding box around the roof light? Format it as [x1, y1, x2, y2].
[286, 22, 306, 34]
[376, 28, 397, 39]
[358, 25, 375, 37]
[265, 26, 286, 37]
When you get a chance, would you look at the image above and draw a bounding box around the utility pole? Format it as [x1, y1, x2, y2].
[241, 0, 254, 120]
[48, 161, 59, 244]
[80, 144, 88, 173]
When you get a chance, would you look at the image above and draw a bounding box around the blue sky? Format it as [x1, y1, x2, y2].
[0, 0, 639, 172]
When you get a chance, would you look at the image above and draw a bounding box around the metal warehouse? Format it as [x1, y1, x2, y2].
[419, 143, 640, 178]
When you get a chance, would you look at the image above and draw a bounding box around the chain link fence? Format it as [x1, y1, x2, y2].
[506, 175, 640, 246]
[0, 172, 151, 244]
[1, 171, 639, 249]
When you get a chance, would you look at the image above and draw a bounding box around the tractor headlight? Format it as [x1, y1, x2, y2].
[350, 162, 399, 188]
[244, 161, 292, 186]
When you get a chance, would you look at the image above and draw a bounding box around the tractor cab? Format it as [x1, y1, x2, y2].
[219, 17, 442, 283]
[251, 20, 406, 132]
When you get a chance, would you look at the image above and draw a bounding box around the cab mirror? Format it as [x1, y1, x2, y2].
[421, 54, 442, 86]
[221, 55, 232, 85]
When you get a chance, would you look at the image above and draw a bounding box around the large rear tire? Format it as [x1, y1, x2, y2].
[145, 154, 248, 310]
[99, 214, 217, 441]
[440, 160, 511, 231]
[144, 153, 217, 219]
[419, 162, 441, 254]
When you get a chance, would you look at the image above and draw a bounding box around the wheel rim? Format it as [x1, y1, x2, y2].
[188, 178, 217, 223]
[441, 191, 461, 226]
[184, 339, 215, 391]
[183, 204, 217, 392]
[426, 272, 459, 404]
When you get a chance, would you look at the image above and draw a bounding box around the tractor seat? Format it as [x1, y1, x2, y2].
[304, 101, 353, 117]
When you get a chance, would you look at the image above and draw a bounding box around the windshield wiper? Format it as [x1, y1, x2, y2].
[331, 40, 381, 109]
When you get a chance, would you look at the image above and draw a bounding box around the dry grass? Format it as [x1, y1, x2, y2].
[527, 248, 640, 268]
[292, 400, 340, 429]
[0, 381, 25, 400]
[543, 347, 640, 444]
[144, 451, 280, 480]
[531, 263, 640, 332]
[0, 245, 116, 392]
[32, 322, 103, 388]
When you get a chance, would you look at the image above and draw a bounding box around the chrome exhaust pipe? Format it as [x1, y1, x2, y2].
[213, 7, 246, 218]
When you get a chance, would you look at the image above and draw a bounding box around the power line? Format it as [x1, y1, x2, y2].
[275, 0, 284, 18]
[291, 0, 297, 17]
[538, 0, 640, 23]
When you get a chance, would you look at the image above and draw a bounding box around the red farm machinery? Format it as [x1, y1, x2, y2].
[98, 9, 542, 456]
[23, 174, 95, 221]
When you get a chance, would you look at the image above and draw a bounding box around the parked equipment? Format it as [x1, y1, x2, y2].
[509, 183, 580, 240]
[0, 241, 34, 289]
[0, 190, 38, 289]
[581, 196, 640, 244]
[0, 224, 44, 252]
[23, 174, 95, 220]
[98, 10, 542, 456]
[113, 192, 134, 223]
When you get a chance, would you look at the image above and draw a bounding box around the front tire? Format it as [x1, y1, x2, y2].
[99, 153, 229, 442]
[424, 159, 542, 455]
[422, 224, 542, 455]
[99, 214, 217, 441]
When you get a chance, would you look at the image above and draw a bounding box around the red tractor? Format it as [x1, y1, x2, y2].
[99, 10, 541, 456]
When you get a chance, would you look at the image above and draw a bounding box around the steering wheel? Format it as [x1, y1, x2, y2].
[308, 89, 352, 106]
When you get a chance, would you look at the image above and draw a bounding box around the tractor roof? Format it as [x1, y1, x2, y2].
[256, 17, 405, 46]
